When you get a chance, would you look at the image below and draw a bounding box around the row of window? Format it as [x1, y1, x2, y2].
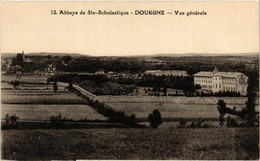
[196, 77, 211, 79]
[223, 82, 236, 85]
[223, 78, 236, 81]
[196, 77, 237, 82]
[224, 86, 236, 91]
[195, 80, 212, 83]
[195, 77, 237, 84]
[201, 85, 214, 89]
[199, 84, 245, 93]
[212, 77, 221, 80]
[200, 85, 240, 92]
[199, 83, 222, 89]
[196, 80, 236, 84]
[215, 84, 221, 88]
[201, 84, 237, 91]
[196, 77, 222, 80]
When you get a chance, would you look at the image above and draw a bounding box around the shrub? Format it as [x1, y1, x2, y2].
[75, 91, 82, 96]
[6, 114, 19, 125]
[178, 118, 187, 128]
[68, 82, 74, 92]
[5, 113, 10, 124]
[190, 121, 196, 128]
[49, 113, 63, 123]
[148, 109, 163, 128]
[189, 118, 209, 128]
[48, 113, 72, 123]
[128, 114, 137, 125]
[11, 80, 20, 89]
[226, 115, 238, 127]
[113, 111, 126, 122]
[88, 99, 94, 105]
[219, 115, 226, 127]
[94, 100, 99, 105]
[196, 118, 204, 128]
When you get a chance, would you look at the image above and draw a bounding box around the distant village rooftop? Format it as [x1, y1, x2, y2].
[145, 70, 188, 77]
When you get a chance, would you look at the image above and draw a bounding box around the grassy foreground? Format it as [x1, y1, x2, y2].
[2, 127, 259, 160]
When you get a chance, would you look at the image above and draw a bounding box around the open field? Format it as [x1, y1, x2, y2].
[1, 104, 107, 121]
[2, 90, 87, 104]
[1, 82, 16, 90]
[1, 82, 54, 90]
[2, 128, 258, 160]
[107, 102, 258, 120]
[1, 75, 48, 84]
[1, 78, 259, 160]
[1, 88, 106, 121]
[1, 82, 67, 90]
[97, 95, 259, 104]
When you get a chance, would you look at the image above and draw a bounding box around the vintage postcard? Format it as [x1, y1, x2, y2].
[1, 1, 259, 160]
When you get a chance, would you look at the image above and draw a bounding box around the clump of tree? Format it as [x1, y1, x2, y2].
[190, 118, 210, 128]
[216, 74, 259, 127]
[128, 114, 137, 126]
[48, 113, 72, 123]
[62, 55, 72, 64]
[148, 109, 163, 128]
[87, 100, 143, 127]
[149, 86, 168, 96]
[5, 113, 19, 125]
[216, 92, 258, 127]
[177, 118, 211, 128]
[243, 81, 258, 126]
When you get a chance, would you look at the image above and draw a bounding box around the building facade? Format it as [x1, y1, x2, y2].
[145, 70, 188, 77]
[193, 68, 248, 96]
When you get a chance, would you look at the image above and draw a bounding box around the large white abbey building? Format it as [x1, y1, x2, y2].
[193, 68, 248, 96]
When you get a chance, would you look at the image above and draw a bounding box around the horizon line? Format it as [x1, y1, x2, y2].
[1, 51, 259, 57]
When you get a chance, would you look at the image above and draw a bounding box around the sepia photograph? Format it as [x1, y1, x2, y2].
[1, 1, 259, 160]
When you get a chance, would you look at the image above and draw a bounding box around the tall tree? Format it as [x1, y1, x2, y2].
[53, 81, 58, 92]
[148, 109, 163, 128]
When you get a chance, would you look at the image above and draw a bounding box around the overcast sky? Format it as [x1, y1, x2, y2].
[1, 2, 259, 56]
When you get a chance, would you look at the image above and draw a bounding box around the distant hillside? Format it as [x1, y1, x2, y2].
[1, 52, 90, 58]
[1, 53, 18, 58]
[27, 52, 89, 58]
[1, 52, 258, 58]
[151, 53, 259, 57]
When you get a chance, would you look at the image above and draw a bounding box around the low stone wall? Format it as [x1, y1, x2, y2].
[74, 85, 97, 101]
[57, 82, 97, 101]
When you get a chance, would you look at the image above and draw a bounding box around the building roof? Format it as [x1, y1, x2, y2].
[193, 71, 213, 77]
[193, 69, 247, 78]
[213, 72, 244, 78]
